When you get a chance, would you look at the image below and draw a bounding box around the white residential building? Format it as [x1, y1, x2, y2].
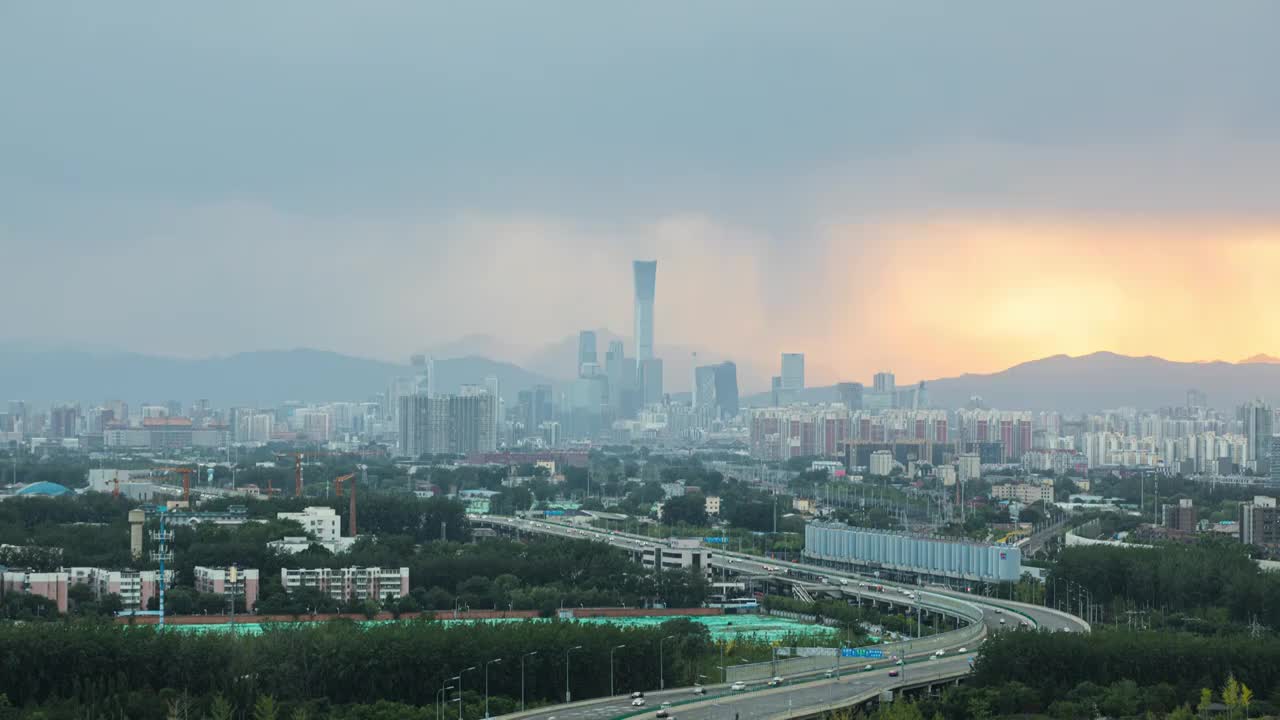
[277, 507, 343, 543]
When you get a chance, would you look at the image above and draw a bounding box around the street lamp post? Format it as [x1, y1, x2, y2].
[610, 645, 627, 697]
[484, 658, 503, 719]
[521, 652, 538, 712]
[659, 635, 675, 691]
[565, 645, 583, 703]
[459, 666, 477, 720]
[436, 684, 455, 720]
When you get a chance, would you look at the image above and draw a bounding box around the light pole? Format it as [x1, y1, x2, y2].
[436, 684, 455, 720]
[659, 635, 675, 691]
[484, 658, 503, 719]
[459, 666, 477, 720]
[565, 645, 583, 703]
[610, 645, 627, 697]
[521, 651, 538, 712]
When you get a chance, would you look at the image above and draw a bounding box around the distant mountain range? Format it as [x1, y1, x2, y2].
[3, 343, 1279, 412]
[0, 345, 551, 406]
[744, 352, 1280, 412]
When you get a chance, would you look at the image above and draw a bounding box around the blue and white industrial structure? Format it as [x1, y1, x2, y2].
[804, 522, 1022, 583]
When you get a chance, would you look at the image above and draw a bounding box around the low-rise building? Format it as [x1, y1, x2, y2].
[640, 539, 712, 578]
[1, 570, 69, 613]
[267, 535, 356, 555]
[990, 480, 1054, 506]
[277, 507, 343, 543]
[704, 495, 721, 516]
[279, 566, 409, 604]
[193, 566, 260, 610]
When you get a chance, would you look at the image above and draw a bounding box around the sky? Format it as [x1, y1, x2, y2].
[3, 1, 1279, 391]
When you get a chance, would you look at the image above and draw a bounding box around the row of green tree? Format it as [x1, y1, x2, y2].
[1049, 541, 1280, 627]
[968, 629, 1279, 712]
[0, 616, 752, 719]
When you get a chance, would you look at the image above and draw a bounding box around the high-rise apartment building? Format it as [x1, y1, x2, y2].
[1239, 496, 1280, 547]
[1161, 499, 1197, 533]
[399, 393, 497, 457]
[1240, 399, 1273, 474]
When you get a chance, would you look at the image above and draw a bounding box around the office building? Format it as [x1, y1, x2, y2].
[280, 566, 409, 604]
[873, 372, 896, 393]
[639, 358, 664, 406]
[577, 331, 598, 376]
[804, 522, 1021, 583]
[48, 405, 79, 439]
[837, 382, 864, 411]
[1240, 399, 1273, 474]
[410, 354, 435, 398]
[193, 566, 260, 611]
[605, 341, 638, 418]
[633, 261, 657, 361]
[692, 361, 739, 420]
[780, 353, 805, 403]
[1239, 496, 1280, 547]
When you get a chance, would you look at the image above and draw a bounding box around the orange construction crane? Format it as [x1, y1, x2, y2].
[154, 466, 194, 503]
[276, 451, 356, 497]
[333, 473, 357, 537]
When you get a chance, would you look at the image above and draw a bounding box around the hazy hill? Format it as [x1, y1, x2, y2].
[0, 346, 551, 406]
[744, 352, 1280, 412]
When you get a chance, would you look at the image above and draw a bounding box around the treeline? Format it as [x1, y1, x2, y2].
[0, 617, 728, 720]
[966, 629, 1279, 715]
[1050, 542, 1280, 627]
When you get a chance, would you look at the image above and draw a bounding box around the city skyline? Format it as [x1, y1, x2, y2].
[3, 4, 1279, 383]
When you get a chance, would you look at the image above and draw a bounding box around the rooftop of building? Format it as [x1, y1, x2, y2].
[15, 481, 74, 497]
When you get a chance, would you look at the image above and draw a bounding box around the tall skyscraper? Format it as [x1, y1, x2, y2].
[1240, 399, 1274, 474]
[604, 341, 637, 418]
[693, 361, 739, 420]
[577, 331, 598, 376]
[633, 261, 657, 361]
[713, 362, 739, 419]
[639, 358, 664, 406]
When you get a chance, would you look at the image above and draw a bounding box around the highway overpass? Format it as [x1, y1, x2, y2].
[477, 515, 1087, 720]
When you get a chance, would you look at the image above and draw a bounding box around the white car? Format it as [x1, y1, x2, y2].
[730, 681, 746, 691]
[933, 650, 944, 658]
[767, 676, 783, 687]
[957, 647, 967, 653]
[631, 698, 645, 707]
[862, 664, 873, 672]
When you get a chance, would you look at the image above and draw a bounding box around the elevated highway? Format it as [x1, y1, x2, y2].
[478, 515, 1087, 720]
